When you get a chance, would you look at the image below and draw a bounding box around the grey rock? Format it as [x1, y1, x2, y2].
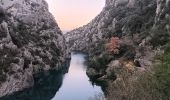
[0, 0, 66, 97]
[155, 0, 170, 33]
[65, 0, 169, 61]
[65, 0, 157, 55]
[65, 0, 170, 84]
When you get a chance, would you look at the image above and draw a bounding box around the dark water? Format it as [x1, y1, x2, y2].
[1, 53, 104, 100]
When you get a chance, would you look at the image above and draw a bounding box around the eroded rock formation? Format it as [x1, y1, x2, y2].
[65, 0, 170, 63]
[65, 0, 170, 86]
[0, 0, 66, 97]
[65, 0, 157, 53]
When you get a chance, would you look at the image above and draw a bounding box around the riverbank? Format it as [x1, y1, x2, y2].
[0, 53, 105, 100]
[0, 59, 70, 100]
[86, 41, 170, 100]
[65, 0, 170, 99]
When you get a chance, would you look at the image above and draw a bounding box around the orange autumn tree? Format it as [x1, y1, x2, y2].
[106, 37, 121, 54]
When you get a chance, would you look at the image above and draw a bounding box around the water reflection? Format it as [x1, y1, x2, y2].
[0, 53, 103, 100]
[1, 70, 67, 100]
[52, 53, 103, 100]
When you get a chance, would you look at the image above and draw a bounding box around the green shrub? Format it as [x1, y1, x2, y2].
[150, 28, 170, 48]
[89, 54, 112, 71]
[154, 47, 170, 100]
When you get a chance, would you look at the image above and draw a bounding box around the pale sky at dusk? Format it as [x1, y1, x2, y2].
[46, 0, 105, 31]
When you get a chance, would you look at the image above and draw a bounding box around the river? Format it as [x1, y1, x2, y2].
[1, 53, 104, 100]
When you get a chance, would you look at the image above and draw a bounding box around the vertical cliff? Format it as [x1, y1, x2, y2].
[65, 0, 170, 63]
[0, 0, 66, 97]
[65, 0, 170, 97]
[155, 0, 170, 32]
[65, 0, 157, 54]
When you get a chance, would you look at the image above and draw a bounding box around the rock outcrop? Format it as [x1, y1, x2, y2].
[65, 0, 157, 54]
[65, 0, 170, 65]
[0, 0, 66, 97]
[65, 0, 170, 85]
[155, 0, 170, 32]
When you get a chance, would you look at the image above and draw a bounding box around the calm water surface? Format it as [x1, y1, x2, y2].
[52, 53, 103, 100]
[1, 53, 103, 100]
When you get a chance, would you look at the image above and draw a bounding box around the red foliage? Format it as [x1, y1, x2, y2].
[106, 37, 121, 54]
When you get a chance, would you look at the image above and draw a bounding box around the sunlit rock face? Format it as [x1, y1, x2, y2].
[0, 0, 66, 97]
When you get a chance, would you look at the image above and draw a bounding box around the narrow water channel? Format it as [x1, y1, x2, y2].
[52, 53, 103, 100]
[1, 53, 104, 100]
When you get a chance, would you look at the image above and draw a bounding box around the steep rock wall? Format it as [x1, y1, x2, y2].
[155, 0, 170, 32]
[65, 0, 157, 54]
[65, 0, 170, 83]
[0, 0, 66, 97]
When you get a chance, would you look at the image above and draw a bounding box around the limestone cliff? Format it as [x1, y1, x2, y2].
[65, 0, 169, 67]
[65, 0, 170, 88]
[155, 0, 170, 31]
[0, 0, 66, 97]
[65, 0, 157, 53]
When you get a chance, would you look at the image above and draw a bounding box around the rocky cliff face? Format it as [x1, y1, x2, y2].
[65, 0, 170, 89]
[65, 0, 158, 53]
[155, 0, 170, 32]
[0, 0, 66, 97]
[65, 0, 170, 52]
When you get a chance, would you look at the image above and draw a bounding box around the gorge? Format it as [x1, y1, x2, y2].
[1, 53, 104, 100]
[0, 0, 170, 100]
[0, 0, 66, 97]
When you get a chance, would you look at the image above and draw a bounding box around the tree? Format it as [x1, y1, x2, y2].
[106, 37, 121, 54]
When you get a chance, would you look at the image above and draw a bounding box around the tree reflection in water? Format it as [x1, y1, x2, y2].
[1, 60, 70, 100]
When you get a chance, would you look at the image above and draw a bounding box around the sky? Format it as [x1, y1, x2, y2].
[46, 0, 105, 31]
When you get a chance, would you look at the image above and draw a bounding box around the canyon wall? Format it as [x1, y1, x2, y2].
[65, 0, 156, 52]
[65, 0, 170, 54]
[65, 0, 170, 89]
[0, 0, 66, 97]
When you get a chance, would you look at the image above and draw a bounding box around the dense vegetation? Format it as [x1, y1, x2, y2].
[89, 42, 170, 100]
[107, 49, 170, 100]
[154, 44, 170, 100]
[88, 27, 170, 99]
